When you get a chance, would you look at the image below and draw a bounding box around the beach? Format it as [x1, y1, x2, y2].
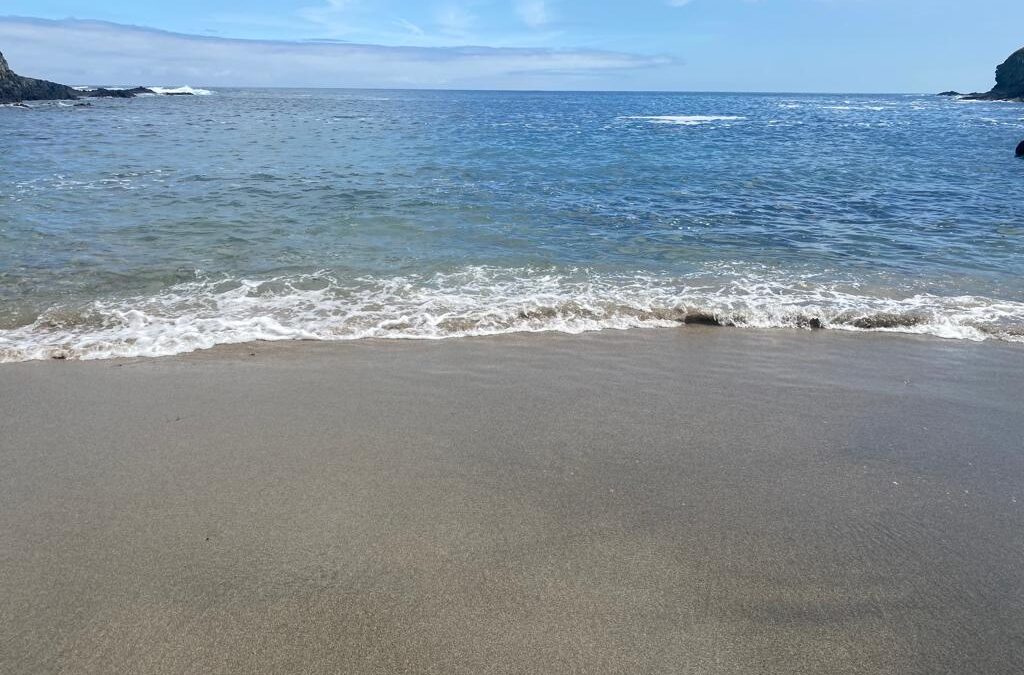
[2, 327, 1022, 674]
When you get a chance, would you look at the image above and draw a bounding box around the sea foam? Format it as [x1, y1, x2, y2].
[1, 267, 1021, 362]
[623, 115, 746, 125]
[148, 86, 215, 96]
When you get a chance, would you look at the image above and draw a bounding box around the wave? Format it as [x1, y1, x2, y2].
[147, 86, 215, 96]
[70, 85, 214, 96]
[1, 267, 1022, 362]
[623, 115, 745, 126]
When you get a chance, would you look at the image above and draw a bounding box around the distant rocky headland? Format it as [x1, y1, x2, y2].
[0, 49, 192, 104]
[959, 46, 1024, 102]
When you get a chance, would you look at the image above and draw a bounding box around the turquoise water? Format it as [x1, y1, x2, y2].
[2, 89, 1023, 360]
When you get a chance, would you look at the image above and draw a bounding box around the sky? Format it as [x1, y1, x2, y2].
[0, 1, 1022, 92]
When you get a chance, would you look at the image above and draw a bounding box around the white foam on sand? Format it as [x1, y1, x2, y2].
[2, 267, 1023, 362]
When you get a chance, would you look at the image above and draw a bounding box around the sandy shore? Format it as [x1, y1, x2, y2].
[1, 327, 1022, 674]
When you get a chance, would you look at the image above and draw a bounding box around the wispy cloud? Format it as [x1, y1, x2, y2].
[0, 17, 673, 90]
[394, 17, 425, 37]
[515, 0, 550, 28]
[436, 3, 476, 38]
[297, 0, 358, 36]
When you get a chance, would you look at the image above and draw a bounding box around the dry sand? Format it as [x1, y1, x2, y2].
[1, 327, 1022, 673]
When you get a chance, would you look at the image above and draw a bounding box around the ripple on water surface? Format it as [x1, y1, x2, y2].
[1, 90, 1023, 360]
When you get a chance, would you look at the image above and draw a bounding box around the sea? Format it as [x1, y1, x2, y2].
[2, 88, 1023, 361]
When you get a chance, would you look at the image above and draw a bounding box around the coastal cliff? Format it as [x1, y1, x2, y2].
[1, 49, 161, 104]
[964, 46, 1024, 101]
[0, 49, 79, 103]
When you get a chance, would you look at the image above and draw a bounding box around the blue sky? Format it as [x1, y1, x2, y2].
[1, 1, 1022, 91]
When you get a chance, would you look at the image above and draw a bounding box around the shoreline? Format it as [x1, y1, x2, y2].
[68, 322, 1024, 363]
[2, 327, 1022, 673]
[3, 315, 1024, 364]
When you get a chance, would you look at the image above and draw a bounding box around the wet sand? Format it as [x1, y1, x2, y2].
[1, 327, 1022, 674]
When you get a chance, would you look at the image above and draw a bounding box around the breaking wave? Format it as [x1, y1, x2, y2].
[1, 267, 1022, 362]
[147, 86, 215, 96]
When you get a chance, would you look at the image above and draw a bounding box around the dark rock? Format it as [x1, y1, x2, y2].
[963, 46, 1024, 101]
[71, 86, 157, 99]
[0, 49, 79, 104]
[1016, 140, 1024, 157]
[76, 86, 157, 99]
[1, 49, 155, 104]
[937, 91, 962, 96]
[161, 91, 194, 96]
[81, 87, 136, 99]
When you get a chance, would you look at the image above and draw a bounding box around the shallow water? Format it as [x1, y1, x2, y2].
[2, 89, 1023, 360]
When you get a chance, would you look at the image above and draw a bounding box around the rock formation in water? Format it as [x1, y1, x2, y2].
[0, 49, 79, 104]
[1016, 140, 1024, 157]
[936, 91, 962, 97]
[1, 49, 160, 104]
[963, 46, 1024, 102]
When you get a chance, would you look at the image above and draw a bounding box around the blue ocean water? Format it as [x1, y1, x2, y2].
[1, 88, 1023, 360]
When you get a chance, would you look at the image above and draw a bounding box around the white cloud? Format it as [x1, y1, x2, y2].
[0, 17, 673, 90]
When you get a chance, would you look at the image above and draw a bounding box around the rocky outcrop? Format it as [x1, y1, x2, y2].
[1, 50, 158, 104]
[963, 47, 1024, 102]
[83, 87, 156, 99]
[0, 50, 79, 103]
[1016, 140, 1024, 158]
[937, 91, 962, 97]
